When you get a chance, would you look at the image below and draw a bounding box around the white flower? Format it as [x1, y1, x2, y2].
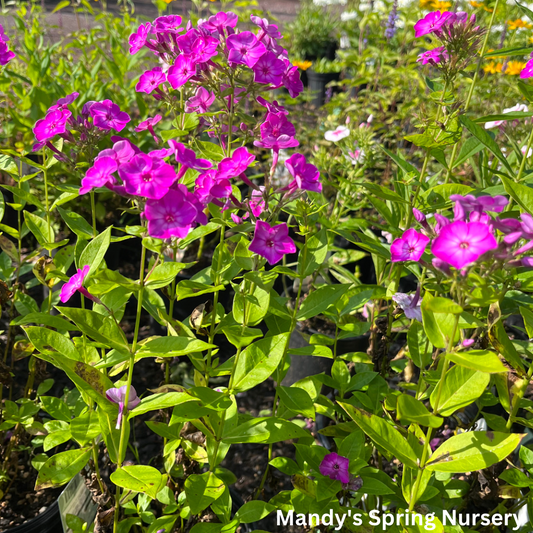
[325, 125, 350, 142]
[522, 146, 533, 158]
[313, 0, 346, 5]
[485, 103, 529, 129]
[341, 10, 358, 21]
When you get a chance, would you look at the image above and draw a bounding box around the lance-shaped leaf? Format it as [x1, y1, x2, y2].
[25, 326, 81, 361]
[222, 417, 309, 444]
[501, 175, 533, 218]
[426, 431, 523, 472]
[35, 448, 92, 489]
[446, 350, 509, 374]
[110, 465, 165, 499]
[338, 402, 418, 469]
[137, 336, 215, 358]
[77, 226, 112, 276]
[184, 472, 225, 515]
[397, 394, 443, 428]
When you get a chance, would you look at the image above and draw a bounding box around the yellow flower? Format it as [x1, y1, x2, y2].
[505, 61, 527, 75]
[469, 0, 483, 6]
[483, 61, 503, 74]
[507, 19, 533, 30]
[422, 0, 451, 8]
[293, 60, 312, 71]
[419, 0, 433, 7]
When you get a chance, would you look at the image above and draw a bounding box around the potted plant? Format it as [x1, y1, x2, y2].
[307, 59, 343, 107]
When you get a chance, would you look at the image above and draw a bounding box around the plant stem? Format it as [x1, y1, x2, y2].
[90, 191, 97, 237]
[42, 148, 52, 255]
[444, 0, 502, 183]
[506, 362, 533, 431]
[408, 314, 460, 511]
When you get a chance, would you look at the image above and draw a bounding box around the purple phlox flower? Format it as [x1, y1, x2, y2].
[450, 194, 508, 221]
[227, 31, 266, 68]
[521, 60, 533, 79]
[89, 100, 131, 132]
[325, 125, 350, 142]
[170, 141, 212, 181]
[129, 22, 152, 55]
[284, 153, 322, 193]
[249, 221, 296, 265]
[392, 286, 422, 322]
[136, 67, 167, 94]
[249, 187, 266, 217]
[512, 213, 533, 254]
[135, 115, 162, 143]
[282, 65, 304, 98]
[167, 55, 197, 89]
[98, 140, 137, 165]
[391, 228, 429, 262]
[195, 170, 232, 204]
[80, 157, 118, 195]
[81, 100, 98, 116]
[319, 452, 350, 484]
[484, 103, 528, 129]
[218, 146, 255, 178]
[185, 87, 216, 114]
[150, 147, 174, 158]
[49, 92, 79, 113]
[176, 183, 208, 225]
[253, 51, 285, 85]
[153, 15, 183, 34]
[119, 153, 177, 199]
[106, 385, 141, 429]
[433, 213, 450, 235]
[256, 96, 288, 115]
[522, 257, 533, 267]
[144, 188, 198, 239]
[492, 217, 522, 242]
[60, 265, 92, 303]
[220, 83, 246, 110]
[251, 15, 282, 40]
[254, 112, 299, 150]
[199, 12, 238, 37]
[177, 29, 219, 63]
[0, 24, 9, 42]
[33, 109, 71, 142]
[0, 40, 15, 66]
[414, 11, 454, 38]
[431, 221, 498, 270]
[417, 46, 449, 65]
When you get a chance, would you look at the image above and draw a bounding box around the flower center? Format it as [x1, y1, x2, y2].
[408, 246, 416, 254]
[240, 46, 248, 56]
[142, 172, 153, 182]
[333, 464, 340, 470]
[165, 214, 175, 223]
[266, 239, 274, 248]
[460, 241, 470, 249]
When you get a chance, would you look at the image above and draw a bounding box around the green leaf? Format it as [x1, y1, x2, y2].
[71, 411, 101, 446]
[230, 333, 289, 393]
[426, 431, 523, 472]
[35, 448, 92, 489]
[397, 394, 443, 428]
[184, 472, 225, 515]
[446, 350, 509, 373]
[459, 115, 512, 173]
[421, 294, 459, 349]
[57, 206, 94, 238]
[484, 45, 533, 58]
[407, 321, 431, 369]
[137, 336, 214, 358]
[516, 0, 533, 22]
[110, 465, 164, 499]
[425, 297, 463, 315]
[177, 280, 224, 299]
[338, 430, 365, 461]
[520, 306, 533, 338]
[501, 175, 533, 216]
[25, 326, 80, 361]
[381, 146, 419, 176]
[58, 307, 129, 354]
[296, 285, 351, 320]
[278, 386, 315, 419]
[476, 112, 533, 123]
[146, 262, 185, 289]
[12, 312, 79, 331]
[269, 456, 300, 475]
[430, 366, 490, 416]
[24, 211, 54, 246]
[298, 229, 328, 278]
[338, 402, 418, 469]
[161, 129, 187, 142]
[129, 392, 192, 418]
[222, 417, 309, 444]
[40, 396, 72, 422]
[452, 137, 484, 169]
[78, 226, 112, 276]
[235, 501, 275, 523]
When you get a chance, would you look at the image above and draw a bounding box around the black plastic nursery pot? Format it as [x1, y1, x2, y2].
[306, 70, 341, 107]
[5, 501, 62, 533]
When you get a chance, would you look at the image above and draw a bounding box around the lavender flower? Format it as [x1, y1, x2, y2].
[385, 0, 399, 40]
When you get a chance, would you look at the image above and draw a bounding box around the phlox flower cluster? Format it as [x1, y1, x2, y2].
[414, 11, 485, 79]
[391, 194, 533, 273]
[0, 24, 15, 66]
[33, 12, 320, 268]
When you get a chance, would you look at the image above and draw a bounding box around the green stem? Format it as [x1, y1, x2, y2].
[90, 191, 97, 237]
[42, 148, 52, 255]
[516, 127, 533, 184]
[444, 0, 502, 184]
[506, 362, 533, 430]
[408, 314, 460, 511]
